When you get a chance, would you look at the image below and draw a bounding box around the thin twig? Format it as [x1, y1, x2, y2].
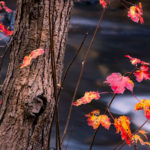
[104, 94, 117, 114]
[121, 0, 134, 6]
[58, 32, 88, 101]
[49, 32, 88, 150]
[61, 8, 106, 146]
[134, 143, 138, 150]
[89, 93, 116, 150]
[48, 1, 61, 150]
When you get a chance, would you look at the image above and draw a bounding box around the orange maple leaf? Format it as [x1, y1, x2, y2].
[105, 73, 134, 94]
[135, 99, 150, 120]
[134, 65, 150, 82]
[114, 116, 132, 145]
[73, 91, 100, 106]
[20, 56, 32, 69]
[30, 49, 44, 59]
[20, 49, 44, 69]
[99, 114, 111, 130]
[85, 110, 111, 130]
[128, 2, 144, 24]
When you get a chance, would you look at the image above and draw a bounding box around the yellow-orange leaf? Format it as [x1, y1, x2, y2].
[73, 91, 100, 106]
[85, 110, 101, 130]
[30, 49, 44, 59]
[20, 49, 44, 69]
[99, 115, 111, 130]
[135, 99, 150, 120]
[85, 110, 111, 130]
[20, 56, 32, 69]
[114, 116, 132, 145]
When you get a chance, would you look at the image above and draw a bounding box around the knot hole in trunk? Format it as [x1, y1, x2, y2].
[24, 95, 47, 117]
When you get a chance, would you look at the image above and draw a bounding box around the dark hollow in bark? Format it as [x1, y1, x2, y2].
[0, 0, 73, 149]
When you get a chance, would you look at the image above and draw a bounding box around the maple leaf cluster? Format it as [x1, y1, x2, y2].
[73, 55, 150, 147]
[85, 112, 150, 146]
[20, 49, 44, 69]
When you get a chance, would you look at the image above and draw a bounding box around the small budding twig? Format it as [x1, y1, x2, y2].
[48, 1, 61, 150]
[58, 32, 88, 102]
[61, 8, 106, 146]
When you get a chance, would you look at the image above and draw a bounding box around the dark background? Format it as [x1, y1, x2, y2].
[0, 0, 150, 150]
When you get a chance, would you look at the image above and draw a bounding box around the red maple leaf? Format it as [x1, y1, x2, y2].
[134, 65, 150, 82]
[0, 23, 13, 37]
[128, 2, 144, 24]
[114, 116, 132, 145]
[125, 55, 150, 66]
[99, 0, 110, 8]
[105, 73, 134, 94]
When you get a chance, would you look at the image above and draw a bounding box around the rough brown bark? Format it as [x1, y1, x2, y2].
[0, 0, 73, 149]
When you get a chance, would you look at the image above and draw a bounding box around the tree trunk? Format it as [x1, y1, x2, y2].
[0, 0, 73, 149]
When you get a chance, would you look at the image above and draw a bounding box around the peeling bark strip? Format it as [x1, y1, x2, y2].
[0, 0, 73, 150]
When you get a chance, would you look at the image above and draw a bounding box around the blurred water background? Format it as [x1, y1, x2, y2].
[0, 0, 150, 150]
